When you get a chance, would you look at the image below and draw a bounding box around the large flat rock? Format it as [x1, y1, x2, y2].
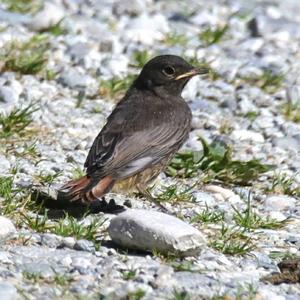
[108, 209, 206, 256]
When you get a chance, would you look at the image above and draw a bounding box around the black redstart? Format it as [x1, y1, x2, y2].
[60, 55, 207, 205]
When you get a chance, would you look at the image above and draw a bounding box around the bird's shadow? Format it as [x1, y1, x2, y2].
[31, 186, 170, 258]
[31, 186, 127, 219]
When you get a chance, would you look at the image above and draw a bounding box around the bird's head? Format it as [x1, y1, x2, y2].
[134, 55, 208, 95]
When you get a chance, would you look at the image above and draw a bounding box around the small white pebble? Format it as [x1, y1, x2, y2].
[288, 247, 298, 254]
[268, 211, 287, 222]
[60, 255, 72, 267]
[204, 185, 235, 200]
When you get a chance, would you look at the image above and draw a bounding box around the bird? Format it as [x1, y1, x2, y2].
[60, 55, 208, 207]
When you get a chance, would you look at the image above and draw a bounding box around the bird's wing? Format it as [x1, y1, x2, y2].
[84, 93, 190, 179]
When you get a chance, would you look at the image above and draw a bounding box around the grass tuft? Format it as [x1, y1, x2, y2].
[210, 224, 254, 255]
[53, 214, 105, 240]
[232, 194, 288, 230]
[71, 166, 85, 180]
[172, 289, 190, 300]
[3, 0, 42, 14]
[22, 271, 43, 283]
[21, 210, 105, 241]
[35, 171, 62, 186]
[236, 283, 258, 300]
[171, 260, 196, 273]
[0, 174, 105, 245]
[39, 19, 67, 36]
[44, 69, 58, 81]
[122, 268, 137, 281]
[14, 140, 40, 158]
[0, 175, 33, 217]
[163, 33, 188, 46]
[268, 251, 299, 260]
[155, 184, 195, 203]
[0, 103, 39, 139]
[167, 137, 273, 185]
[266, 172, 300, 197]
[0, 176, 14, 201]
[21, 210, 52, 232]
[152, 249, 182, 262]
[0, 35, 48, 75]
[191, 204, 225, 224]
[259, 71, 285, 92]
[244, 111, 259, 122]
[99, 74, 136, 100]
[199, 24, 229, 46]
[282, 97, 300, 123]
[241, 70, 285, 94]
[132, 50, 152, 68]
[23, 270, 73, 286]
[126, 289, 146, 300]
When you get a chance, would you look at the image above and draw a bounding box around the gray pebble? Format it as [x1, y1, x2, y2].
[74, 239, 95, 252]
[22, 262, 55, 279]
[40, 233, 62, 248]
[59, 68, 98, 96]
[272, 136, 300, 150]
[71, 257, 92, 269]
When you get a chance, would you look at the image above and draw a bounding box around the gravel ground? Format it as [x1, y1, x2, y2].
[0, 0, 300, 299]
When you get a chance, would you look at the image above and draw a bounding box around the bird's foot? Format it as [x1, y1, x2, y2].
[137, 187, 173, 214]
[150, 197, 171, 214]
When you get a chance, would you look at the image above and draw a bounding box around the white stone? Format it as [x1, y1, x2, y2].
[59, 68, 98, 96]
[288, 247, 298, 254]
[230, 129, 265, 143]
[0, 252, 12, 264]
[258, 288, 285, 300]
[240, 39, 264, 52]
[62, 237, 76, 249]
[71, 257, 92, 269]
[0, 155, 11, 174]
[266, 6, 282, 19]
[102, 54, 129, 77]
[193, 192, 216, 206]
[0, 217, 16, 241]
[182, 76, 199, 101]
[29, 2, 64, 31]
[124, 14, 169, 45]
[238, 66, 263, 78]
[204, 185, 235, 200]
[191, 11, 218, 26]
[60, 255, 72, 267]
[264, 195, 296, 211]
[109, 209, 206, 256]
[0, 84, 22, 106]
[268, 211, 287, 222]
[0, 283, 17, 300]
[227, 195, 243, 204]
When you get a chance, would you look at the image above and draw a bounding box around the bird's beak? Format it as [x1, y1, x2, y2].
[175, 67, 209, 80]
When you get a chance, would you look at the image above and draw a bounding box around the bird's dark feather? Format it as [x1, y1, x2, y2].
[84, 87, 191, 180]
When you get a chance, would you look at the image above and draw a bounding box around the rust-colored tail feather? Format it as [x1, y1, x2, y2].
[59, 175, 115, 204]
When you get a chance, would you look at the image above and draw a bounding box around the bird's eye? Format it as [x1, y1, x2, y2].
[162, 66, 175, 77]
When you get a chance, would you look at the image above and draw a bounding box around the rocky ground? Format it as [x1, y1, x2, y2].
[0, 0, 300, 299]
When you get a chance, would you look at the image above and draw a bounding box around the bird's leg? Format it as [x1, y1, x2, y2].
[137, 184, 170, 213]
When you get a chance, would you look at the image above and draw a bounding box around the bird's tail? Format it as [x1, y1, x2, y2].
[59, 175, 115, 203]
